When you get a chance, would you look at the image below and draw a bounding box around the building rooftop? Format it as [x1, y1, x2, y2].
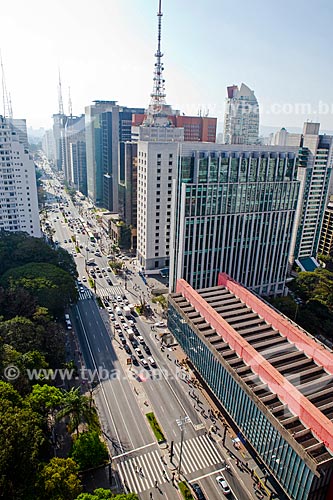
[171, 274, 333, 469]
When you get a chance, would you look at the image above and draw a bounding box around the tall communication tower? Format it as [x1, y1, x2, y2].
[58, 68, 64, 115]
[1, 53, 13, 119]
[68, 86, 72, 117]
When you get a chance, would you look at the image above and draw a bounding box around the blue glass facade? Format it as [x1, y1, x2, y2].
[168, 301, 331, 500]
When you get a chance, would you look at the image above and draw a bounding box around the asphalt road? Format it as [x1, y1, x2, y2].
[41, 173, 257, 500]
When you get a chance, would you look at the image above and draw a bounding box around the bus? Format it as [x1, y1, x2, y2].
[88, 231, 95, 242]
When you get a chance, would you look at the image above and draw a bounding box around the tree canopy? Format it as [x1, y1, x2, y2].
[0, 382, 44, 500]
[70, 431, 109, 471]
[37, 457, 82, 500]
[1, 262, 77, 316]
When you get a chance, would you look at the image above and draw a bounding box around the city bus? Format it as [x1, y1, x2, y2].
[88, 231, 95, 242]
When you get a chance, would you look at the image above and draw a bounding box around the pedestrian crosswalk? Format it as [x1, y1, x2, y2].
[116, 448, 170, 493]
[78, 288, 93, 300]
[97, 285, 124, 300]
[173, 434, 224, 475]
[115, 434, 225, 494]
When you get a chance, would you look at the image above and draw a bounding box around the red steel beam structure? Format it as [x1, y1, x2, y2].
[176, 277, 333, 452]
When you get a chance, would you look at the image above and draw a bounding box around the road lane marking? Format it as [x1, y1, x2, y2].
[75, 304, 123, 453]
[113, 441, 156, 459]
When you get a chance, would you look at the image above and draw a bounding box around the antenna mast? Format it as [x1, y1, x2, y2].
[1, 53, 13, 119]
[150, 0, 166, 113]
[68, 86, 72, 117]
[58, 69, 64, 115]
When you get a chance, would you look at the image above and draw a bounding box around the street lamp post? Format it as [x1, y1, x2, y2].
[176, 415, 190, 476]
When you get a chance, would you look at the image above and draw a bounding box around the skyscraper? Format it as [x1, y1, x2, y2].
[63, 114, 87, 195]
[289, 123, 333, 271]
[170, 143, 300, 296]
[136, 0, 185, 269]
[0, 116, 40, 237]
[223, 83, 259, 145]
[85, 101, 144, 210]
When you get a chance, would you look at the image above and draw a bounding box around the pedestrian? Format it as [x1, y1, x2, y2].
[150, 493, 153, 499]
[139, 467, 143, 476]
[154, 480, 158, 488]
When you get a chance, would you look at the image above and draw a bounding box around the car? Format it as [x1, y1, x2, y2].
[141, 359, 149, 369]
[110, 313, 115, 320]
[148, 356, 157, 368]
[191, 483, 205, 500]
[82, 276, 87, 282]
[216, 475, 231, 495]
[117, 296, 122, 301]
[64, 239, 67, 243]
[155, 321, 166, 327]
[106, 278, 112, 285]
[143, 344, 151, 355]
[128, 319, 135, 326]
[107, 267, 111, 272]
[135, 348, 143, 358]
[123, 323, 129, 330]
[77, 279, 82, 285]
[86, 247, 90, 251]
[79, 287, 84, 293]
[124, 344, 131, 354]
[137, 335, 145, 344]
[107, 307, 113, 314]
[131, 356, 139, 366]
[115, 323, 121, 330]
[121, 338, 127, 345]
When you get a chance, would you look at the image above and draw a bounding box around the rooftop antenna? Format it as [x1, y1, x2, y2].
[58, 68, 64, 115]
[1, 52, 13, 119]
[149, 0, 166, 114]
[68, 86, 72, 117]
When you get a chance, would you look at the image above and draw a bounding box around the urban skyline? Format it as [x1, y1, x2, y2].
[1, 0, 333, 131]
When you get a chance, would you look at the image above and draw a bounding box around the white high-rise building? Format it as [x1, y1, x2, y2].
[136, 0, 184, 270]
[223, 83, 259, 145]
[0, 116, 40, 237]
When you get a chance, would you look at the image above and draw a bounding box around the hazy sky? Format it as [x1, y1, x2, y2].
[2, 0, 333, 133]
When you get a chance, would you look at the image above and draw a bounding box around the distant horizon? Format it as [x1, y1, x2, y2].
[2, 0, 333, 133]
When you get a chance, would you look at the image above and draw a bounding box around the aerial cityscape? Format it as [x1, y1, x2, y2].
[0, 1, 333, 500]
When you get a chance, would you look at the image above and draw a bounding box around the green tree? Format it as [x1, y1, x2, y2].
[70, 431, 109, 471]
[0, 316, 44, 353]
[57, 387, 97, 435]
[37, 457, 82, 500]
[0, 230, 77, 279]
[1, 262, 77, 316]
[75, 491, 138, 500]
[1, 344, 49, 395]
[27, 384, 64, 416]
[0, 382, 44, 500]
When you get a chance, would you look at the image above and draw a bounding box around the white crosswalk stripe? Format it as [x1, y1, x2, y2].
[78, 288, 92, 300]
[173, 434, 224, 475]
[116, 448, 170, 493]
[97, 285, 124, 300]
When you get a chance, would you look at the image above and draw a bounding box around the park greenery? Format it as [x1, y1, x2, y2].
[178, 481, 194, 500]
[0, 232, 115, 498]
[75, 490, 139, 500]
[270, 268, 333, 341]
[146, 412, 166, 443]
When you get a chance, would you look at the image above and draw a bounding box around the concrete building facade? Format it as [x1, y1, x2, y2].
[289, 123, 333, 271]
[223, 83, 259, 145]
[0, 116, 40, 237]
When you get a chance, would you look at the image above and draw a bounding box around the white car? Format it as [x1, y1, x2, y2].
[82, 276, 87, 282]
[148, 356, 157, 368]
[216, 475, 231, 495]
